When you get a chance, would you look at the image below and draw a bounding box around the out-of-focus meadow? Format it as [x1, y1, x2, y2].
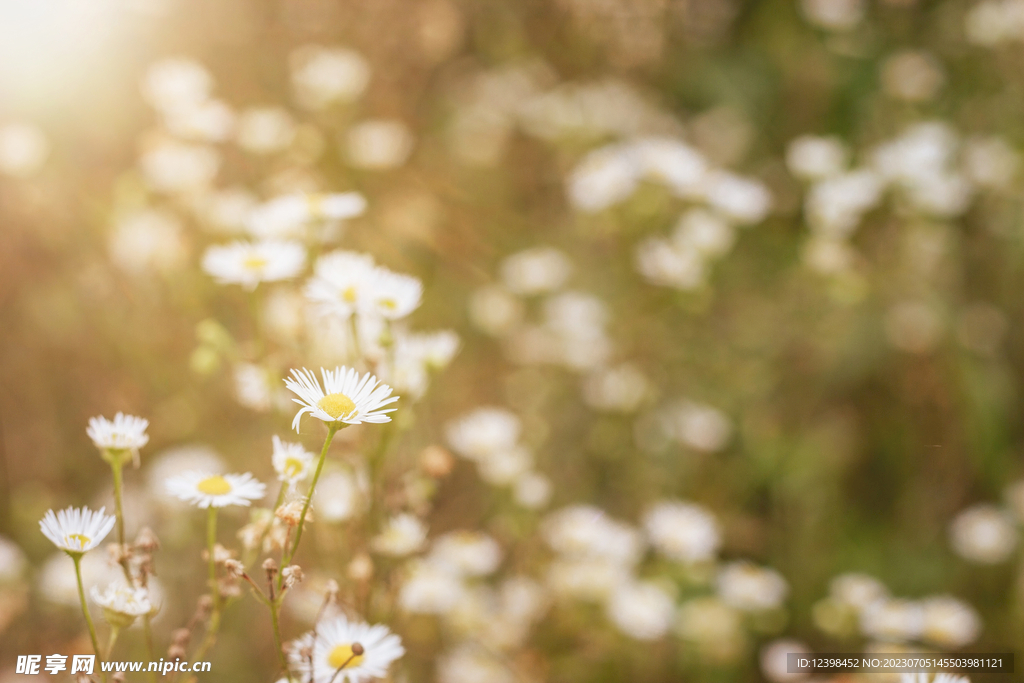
[1, 0, 1024, 681]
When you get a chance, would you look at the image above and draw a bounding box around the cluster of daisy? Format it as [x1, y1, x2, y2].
[538, 502, 791, 648]
[790, 123, 1019, 280]
[444, 407, 552, 508]
[811, 573, 981, 649]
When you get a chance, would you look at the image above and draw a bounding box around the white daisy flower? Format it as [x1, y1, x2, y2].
[366, 267, 423, 320]
[86, 413, 150, 460]
[90, 580, 154, 627]
[272, 435, 317, 486]
[428, 531, 502, 577]
[305, 251, 378, 320]
[164, 471, 266, 508]
[202, 239, 306, 290]
[284, 366, 398, 432]
[39, 506, 116, 555]
[289, 614, 405, 683]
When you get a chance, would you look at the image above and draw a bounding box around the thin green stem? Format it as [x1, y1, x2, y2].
[207, 507, 219, 613]
[269, 599, 294, 682]
[73, 554, 103, 663]
[106, 626, 120, 660]
[144, 614, 158, 683]
[281, 423, 339, 573]
[109, 460, 133, 584]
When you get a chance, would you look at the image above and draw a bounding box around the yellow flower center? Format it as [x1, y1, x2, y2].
[197, 475, 233, 496]
[318, 392, 356, 420]
[327, 644, 364, 669]
[284, 457, 305, 477]
[379, 298, 397, 310]
[243, 255, 268, 271]
[66, 533, 91, 547]
[342, 286, 358, 303]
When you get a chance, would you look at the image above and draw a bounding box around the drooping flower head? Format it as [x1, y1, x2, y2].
[165, 471, 266, 508]
[288, 614, 405, 683]
[271, 435, 316, 486]
[91, 580, 154, 628]
[202, 239, 306, 290]
[86, 413, 150, 464]
[284, 366, 398, 433]
[40, 506, 116, 556]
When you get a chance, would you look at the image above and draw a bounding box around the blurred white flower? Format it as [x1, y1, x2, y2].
[140, 139, 220, 194]
[643, 500, 720, 563]
[0, 536, 26, 584]
[399, 561, 465, 614]
[800, 0, 865, 30]
[949, 504, 1017, 564]
[196, 187, 258, 234]
[38, 551, 123, 607]
[429, 531, 502, 577]
[547, 558, 631, 601]
[202, 240, 306, 290]
[109, 209, 187, 278]
[372, 513, 428, 556]
[314, 468, 363, 522]
[469, 286, 524, 336]
[165, 471, 266, 508]
[606, 580, 675, 640]
[248, 192, 367, 239]
[635, 238, 705, 290]
[676, 597, 745, 662]
[760, 639, 811, 683]
[861, 598, 924, 642]
[146, 445, 225, 505]
[786, 135, 847, 180]
[437, 645, 514, 683]
[346, 120, 414, 169]
[91, 580, 153, 626]
[446, 408, 522, 461]
[920, 595, 981, 648]
[716, 561, 788, 612]
[672, 209, 736, 258]
[477, 445, 533, 486]
[542, 505, 644, 565]
[965, 0, 1024, 46]
[290, 45, 370, 110]
[583, 364, 650, 413]
[635, 137, 708, 197]
[661, 400, 732, 452]
[163, 99, 235, 142]
[829, 573, 889, 613]
[236, 107, 296, 154]
[881, 51, 945, 102]
[141, 58, 213, 113]
[702, 171, 773, 225]
[0, 123, 49, 177]
[513, 471, 553, 509]
[566, 144, 640, 213]
[963, 136, 1018, 190]
[804, 170, 883, 238]
[500, 247, 573, 295]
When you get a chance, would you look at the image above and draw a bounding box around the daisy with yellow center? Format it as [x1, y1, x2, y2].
[288, 614, 405, 683]
[39, 506, 116, 660]
[40, 506, 116, 556]
[202, 239, 306, 290]
[305, 250, 378, 320]
[284, 366, 398, 433]
[271, 435, 316, 486]
[165, 471, 267, 508]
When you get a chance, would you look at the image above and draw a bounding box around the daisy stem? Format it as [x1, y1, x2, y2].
[144, 614, 158, 683]
[106, 625, 120, 660]
[207, 507, 219, 614]
[73, 554, 103, 663]
[269, 599, 293, 682]
[109, 459, 133, 584]
[281, 422, 339, 576]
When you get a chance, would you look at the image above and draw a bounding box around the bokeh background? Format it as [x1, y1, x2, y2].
[1, 0, 1024, 681]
